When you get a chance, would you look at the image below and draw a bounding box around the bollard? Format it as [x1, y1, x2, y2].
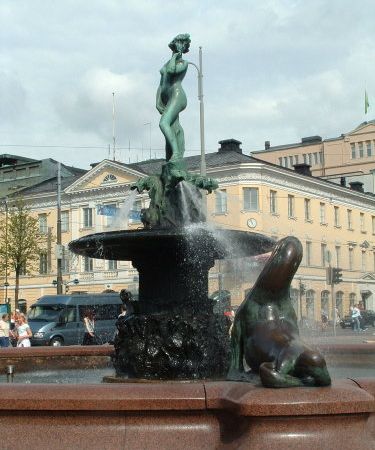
[6, 365, 14, 383]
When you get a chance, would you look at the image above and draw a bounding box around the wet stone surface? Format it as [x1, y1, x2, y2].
[114, 312, 231, 379]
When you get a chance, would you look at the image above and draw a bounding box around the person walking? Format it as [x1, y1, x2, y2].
[82, 310, 97, 345]
[351, 305, 361, 333]
[0, 314, 11, 347]
[16, 313, 32, 347]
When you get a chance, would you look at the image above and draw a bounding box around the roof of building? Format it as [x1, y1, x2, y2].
[0, 154, 40, 167]
[251, 119, 375, 154]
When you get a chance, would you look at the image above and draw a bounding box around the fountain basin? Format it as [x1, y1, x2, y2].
[0, 379, 373, 449]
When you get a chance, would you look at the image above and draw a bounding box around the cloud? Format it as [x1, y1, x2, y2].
[0, 0, 375, 167]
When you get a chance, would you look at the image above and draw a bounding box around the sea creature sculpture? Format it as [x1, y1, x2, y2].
[228, 236, 331, 388]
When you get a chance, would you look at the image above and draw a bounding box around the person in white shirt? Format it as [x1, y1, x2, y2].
[351, 305, 361, 333]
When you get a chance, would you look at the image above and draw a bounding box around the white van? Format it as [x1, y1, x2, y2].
[28, 293, 122, 346]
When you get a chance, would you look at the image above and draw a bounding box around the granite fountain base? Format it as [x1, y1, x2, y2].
[0, 345, 373, 449]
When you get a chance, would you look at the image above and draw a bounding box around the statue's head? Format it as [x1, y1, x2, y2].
[169, 33, 191, 54]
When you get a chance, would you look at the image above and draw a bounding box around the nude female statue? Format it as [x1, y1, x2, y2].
[156, 33, 191, 164]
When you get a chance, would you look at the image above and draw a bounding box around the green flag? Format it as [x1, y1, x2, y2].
[365, 90, 370, 114]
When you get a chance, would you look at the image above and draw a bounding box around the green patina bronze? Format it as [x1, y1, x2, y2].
[131, 34, 217, 229]
[228, 237, 331, 388]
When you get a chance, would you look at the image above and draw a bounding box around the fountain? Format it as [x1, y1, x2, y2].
[0, 34, 373, 449]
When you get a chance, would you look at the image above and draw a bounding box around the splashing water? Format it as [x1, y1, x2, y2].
[178, 181, 205, 225]
[108, 190, 138, 231]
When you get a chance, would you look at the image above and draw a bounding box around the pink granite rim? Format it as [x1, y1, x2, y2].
[0, 380, 372, 417]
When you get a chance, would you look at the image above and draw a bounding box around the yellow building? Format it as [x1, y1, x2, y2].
[3, 139, 375, 324]
[252, 120, 375, 194]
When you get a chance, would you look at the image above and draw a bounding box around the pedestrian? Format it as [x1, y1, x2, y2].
[351, 305, 361, 333]
[321, 311, 328, 332]
[0, 314, 11, 347]
[16, 313, 32, 347]
[82, 310, 97, 345]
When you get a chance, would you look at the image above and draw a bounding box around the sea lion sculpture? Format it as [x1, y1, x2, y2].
[228, 236, 331, 388]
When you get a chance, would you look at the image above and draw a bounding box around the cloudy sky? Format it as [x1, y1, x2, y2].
[1, 0, 374, 170]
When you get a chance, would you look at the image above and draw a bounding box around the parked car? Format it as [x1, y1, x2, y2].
[28, 293, 122, 346]
[340, 310, 375, 329]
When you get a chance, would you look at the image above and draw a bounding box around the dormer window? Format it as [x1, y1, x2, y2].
[102, 174, 117, 185]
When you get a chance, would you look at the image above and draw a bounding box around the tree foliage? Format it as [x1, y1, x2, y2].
[0, 198, 47, 307]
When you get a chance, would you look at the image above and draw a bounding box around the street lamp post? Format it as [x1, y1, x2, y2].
[188, 46, 206, 177]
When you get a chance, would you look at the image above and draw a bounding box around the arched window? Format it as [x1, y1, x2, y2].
[321, 290, 330, 316]
[290, 288, 299, 315]
[349, 293, 356, 309]
[305, 290, 315, 319]
[336, 291, 344, 318]
[102, 174, 118, 184]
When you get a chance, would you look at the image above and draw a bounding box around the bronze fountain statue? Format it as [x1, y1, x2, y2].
[69, 34, 331, 388]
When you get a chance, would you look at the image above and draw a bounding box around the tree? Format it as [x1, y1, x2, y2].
[0, 198, 47, 309]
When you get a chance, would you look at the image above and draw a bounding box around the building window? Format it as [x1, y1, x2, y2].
[305, 290, 315, 319]
[38, 214, 48, 234]
[349, 293, 356, 308]
[3, 170, 13, 181]
[287, 195, 295, 218]
[372, 216, 375, 234]
[83, 207, 93, 228]
[289, 156, 294, 167]
[243, 188, 259, 211]
[303, 154, 307, 164]
[283, 156, 288, 168]
[29, 166, 39, 177]
[321, 243, 327, 267]
[321, 291, 329, 316]
[61, 211, 69, 232]
[358, 142, 364, 158]
[290, 289, 299, 314]
[351, 143, 356, 159]
[39, 253, 48, 275]
[335, 291, 344, 318]
[304, 198, 311, 221]
[16, 168, 26, 179]
[360, 213, 365, 232]
[215, 189, 227, 214]
[278, 157, 282, 166]
[294, 155, 299, 165]
[334, 206, 340, 227]
[320, 203, 326, 224]
[361, 251, 366, 272]
[347, 209, 353, 230]
[306, 241, 312, 266]
[313, 153, 318, 165]
[102, 174, 118, 184]
[83, 257, 93, 272]
[319, 152, 324, 164]
[107, 260, 117, 270]
[269, 190, 277, 214]
[366, 141, 372, 157]
[348, 247, 354, 270]
[335, 246, 341, 267]
[61, 248, 70, 274]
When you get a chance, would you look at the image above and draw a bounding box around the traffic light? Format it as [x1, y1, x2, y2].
[332, 268, 343, 284]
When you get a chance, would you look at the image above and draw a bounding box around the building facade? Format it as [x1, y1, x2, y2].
[252, 120, 375, 194]
[2, 140, 375, 325]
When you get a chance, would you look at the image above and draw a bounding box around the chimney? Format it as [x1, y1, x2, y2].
[218, 139, 242, 154]
[349, 181, 364, 192]
[265, 140, 270, 150]
[340, 177, 346, 187]
[293, 163, 312, 176]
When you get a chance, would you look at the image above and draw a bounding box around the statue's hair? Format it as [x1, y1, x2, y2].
[168, 33, 191, 52]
